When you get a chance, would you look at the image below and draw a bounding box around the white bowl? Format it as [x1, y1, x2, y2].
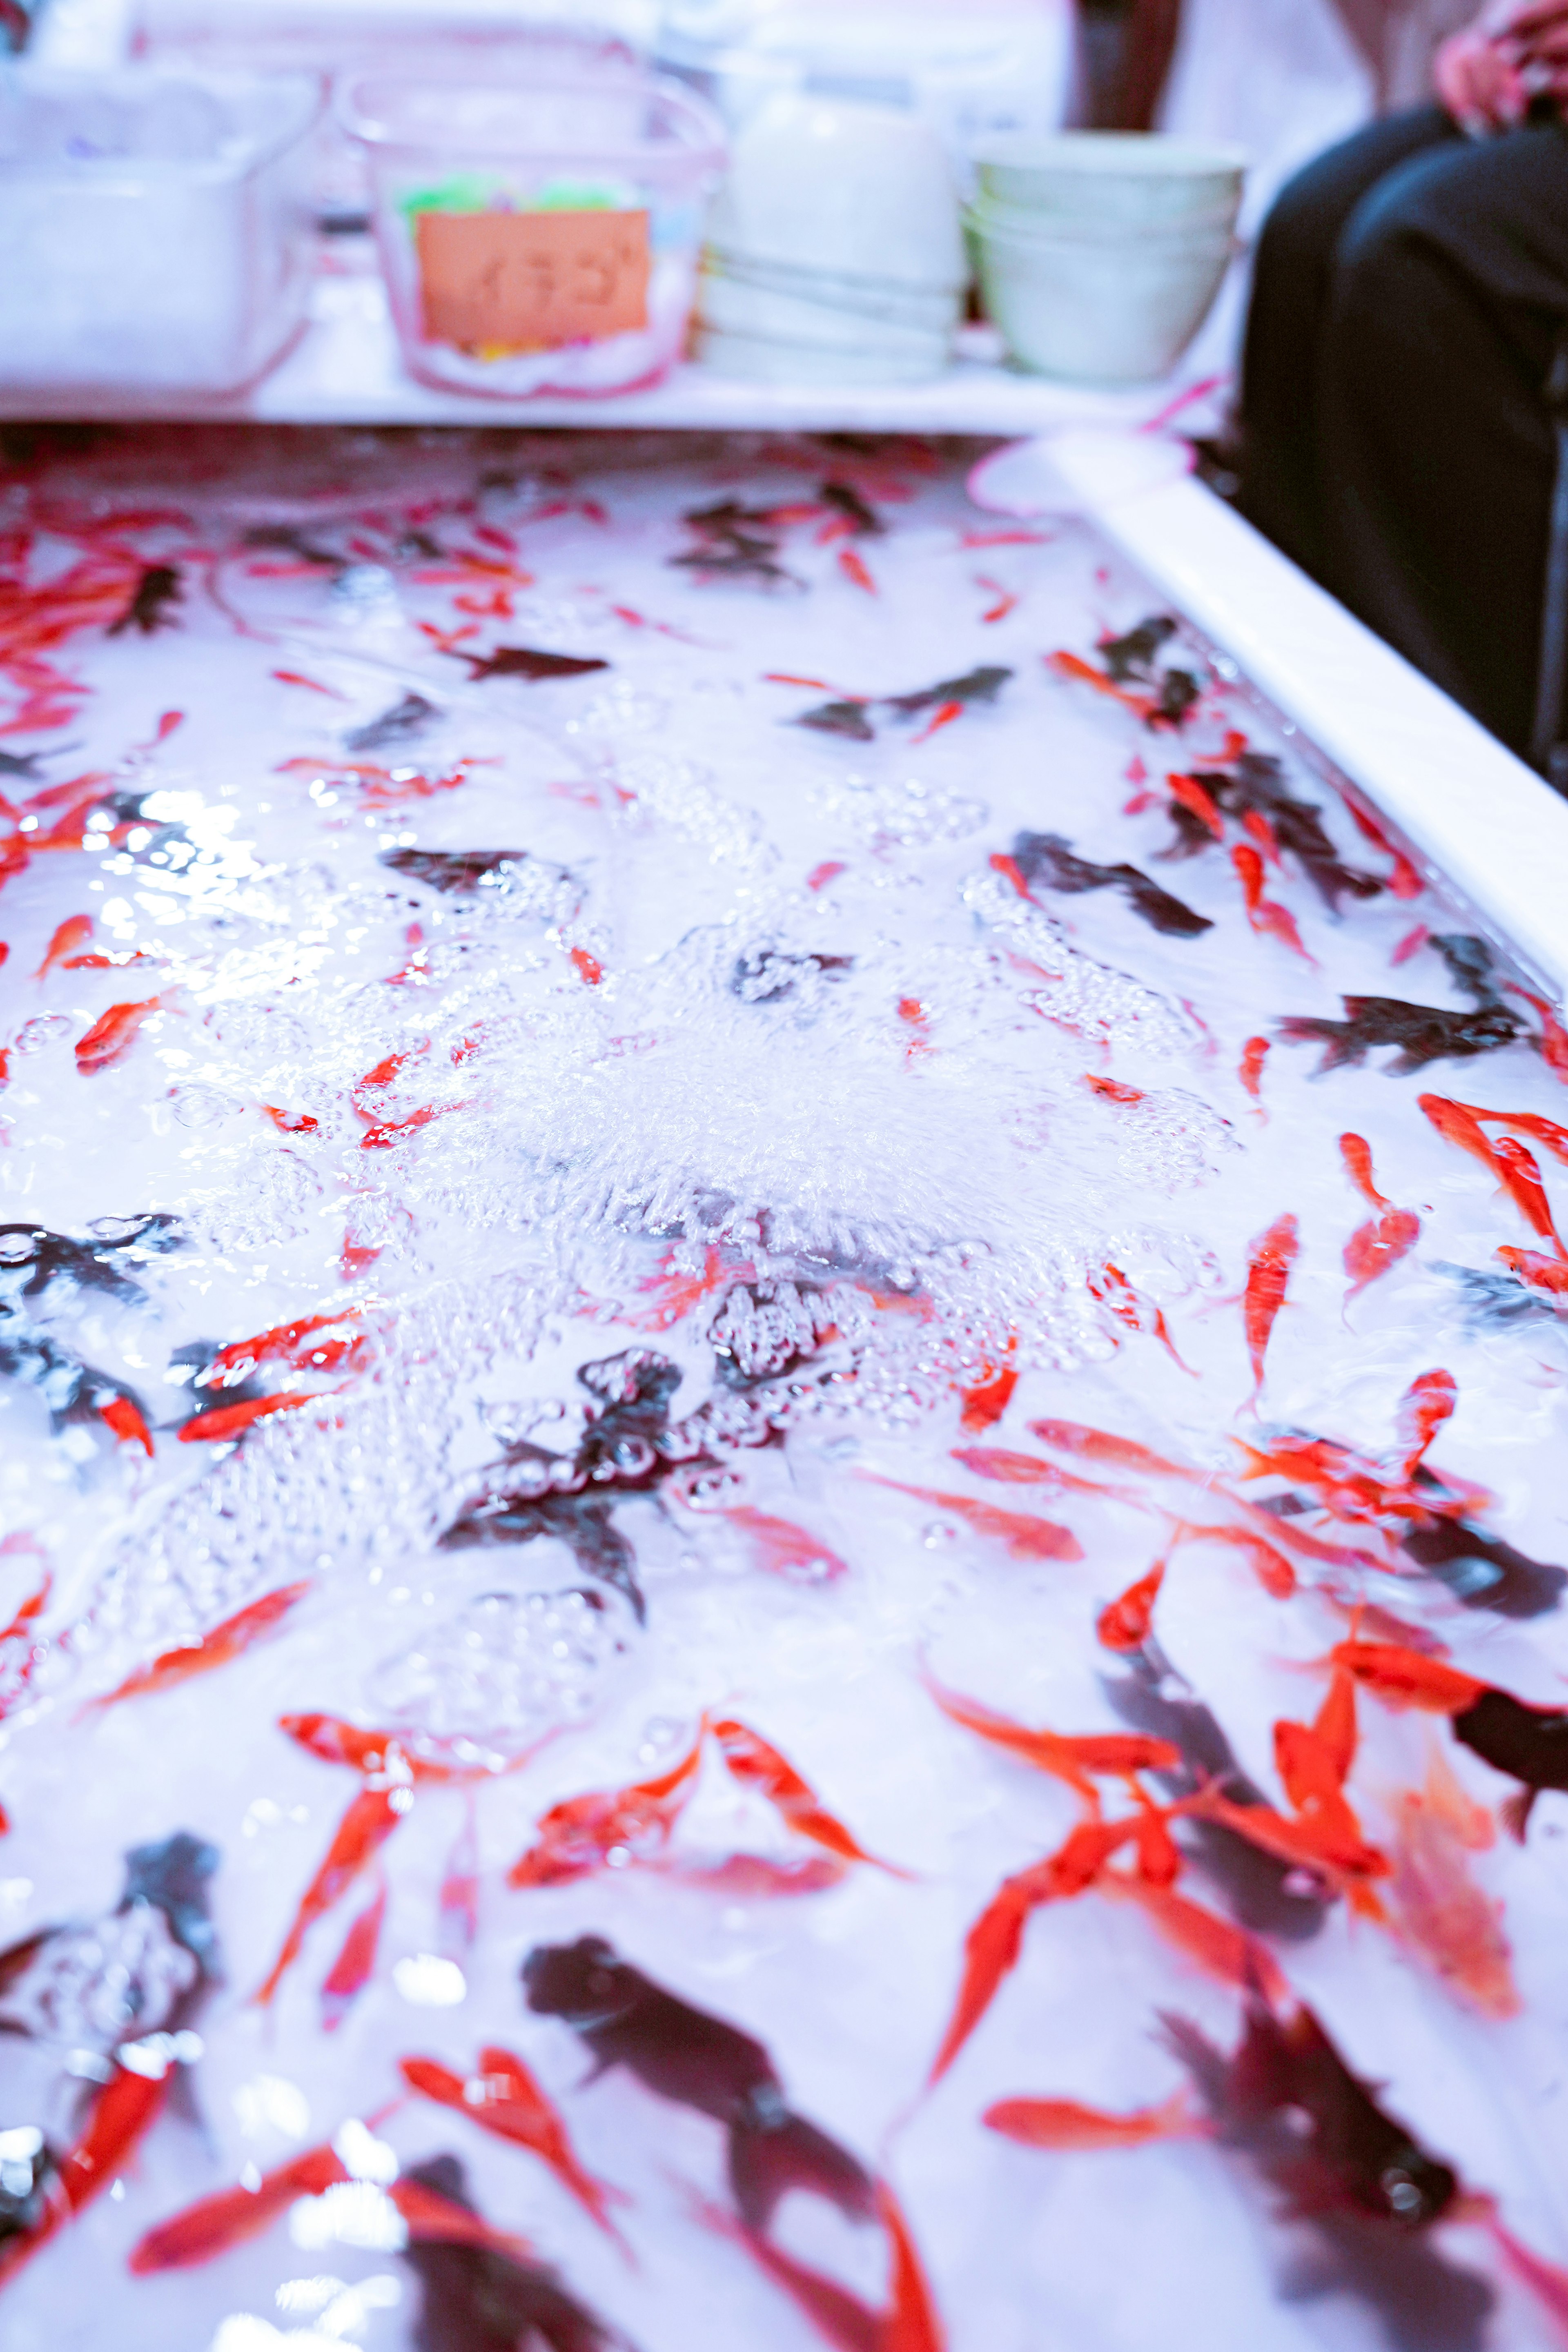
[967, 204, 1235, 385]
[693, 88, 965, 384]
[971, 129, 1246, 225]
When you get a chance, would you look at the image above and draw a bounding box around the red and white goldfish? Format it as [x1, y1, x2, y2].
[1386, 1748, 1517, 2017]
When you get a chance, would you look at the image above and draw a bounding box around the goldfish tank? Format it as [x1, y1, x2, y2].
[2, 423, 1568, 2352]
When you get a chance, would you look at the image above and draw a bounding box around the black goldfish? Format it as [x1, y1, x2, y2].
[522, 1935, 874, 2234]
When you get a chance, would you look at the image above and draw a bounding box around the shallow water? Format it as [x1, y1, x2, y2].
[2, 426, 1568, 2352]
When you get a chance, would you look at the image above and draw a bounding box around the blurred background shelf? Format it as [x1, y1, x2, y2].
[0, 269, 1217, 431]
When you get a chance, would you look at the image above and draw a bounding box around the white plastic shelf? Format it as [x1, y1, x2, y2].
[0, 268, 1221, 432]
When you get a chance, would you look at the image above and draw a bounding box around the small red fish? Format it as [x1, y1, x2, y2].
[35, 913, 93, 977]
[319, 1877, 387, 2032]
[977, 578, 1019, 624]
[1025, 1418, 1191, 1483]
[400, 2048, 627, 2239]
[1082, 1074, 1147, 1105]
[1241, 807, 1281, 864]
[1339, 1136, 1421, 1300]
[806, 860, 846, 892]
[1503, 984, 1568, 1082]
[271, 669, 346, 698]
[506, 1731, 704, 1889]
[958, 1356, 1018, 1434]
[130, 2143, 351, 2273]
[1497, 1244, 1568, 1296]
[983, 2089, 1199, 2152]
[1343, 798, 1423, 898]
[201, 1310, 365, 1388]
[949, 1446, 1063, 1487]
[569, 945, 603, 985]
[1241, 1212, 1298, 1398]
[1388, 1752, 1519, 2017]
[1095, 1869, 1292, 2003]
[97, 1393, 154, 1454]
[81, 1580, 309, 1715]
[1391, 922, 1430, 965]
[1459, 1103, 1568, 1166]
[925, 1673, 1178, 1805]
[4, 2062, 173, 2284]
[1167, 773, 1225, 840]
[927, 1822, 1140, 2084]
[1393, 1368, 1457, 1479]
[255, 1784, 408, 2006]
[1238, 1035, 1270, 1103]
[1089, 1262, 1194, 1374]
[838, 548, 876, 595]
[74, 992, 174, 1073]
[1419, 1091, 1503, 1180]
[177, 1390, 321, 1443]
[1232, 844, 1315, 964]
[1167, 1519, 1297, 1600]
[1047, 648, 1151, 722]
[1096, 1560, 1166, 1653]
[862, 1475, 1083, 1563]
[714, 1506, 849, 1584]
[709, 1716, 909, 1877]
[1491, 1135, 1566, 1254]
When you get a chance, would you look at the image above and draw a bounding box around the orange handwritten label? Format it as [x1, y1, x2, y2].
[414, 209, 651, 355]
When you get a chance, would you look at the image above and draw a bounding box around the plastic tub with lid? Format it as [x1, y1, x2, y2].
[0, 65, 321, 401]
[340, 72, 726, 398]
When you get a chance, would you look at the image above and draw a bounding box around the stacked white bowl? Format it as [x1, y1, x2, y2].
[693, 86, 967, 385]
[965, 131, 1245, 386]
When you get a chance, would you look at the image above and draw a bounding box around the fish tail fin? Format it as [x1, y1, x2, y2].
[727, 2107, 877, 2234]
[1500, 1787, 1538, 1844]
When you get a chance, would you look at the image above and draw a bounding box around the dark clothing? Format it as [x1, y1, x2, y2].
[1240, 105, 1568, 759]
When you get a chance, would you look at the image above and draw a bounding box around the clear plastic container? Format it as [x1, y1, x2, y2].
[132, 1, 651, 228]
[340, 73, 726, 398]
[0, 66, 322, 401]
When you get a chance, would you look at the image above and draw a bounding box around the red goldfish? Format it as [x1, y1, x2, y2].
[1232, 844, 1315, 964]
[177, 1389, 324, 1443]
[861, 1474, 1083, 1562]
[35, 913, 93, 977]
[1096, 1560, 1166, 1652]
[319, 1879, 387, 2033]
[80, 1580, 309, 1715]
[198, 1309, 365, 1388]
[1242, 1213, 1298, 1397]
[1491, 1136, 1566, 1254]
[1339, 1134, 1421, 1300]
[2, 2062, 173, 2285]
[129, 2138, 531, 2274]
[75, 992, 174, 1073]
[1387, 1751, 1518, 2018]
[709, 1717, 909, 1875]
[984, 2089, 1200, 2151]
[1238, 1035, 1270, 1104]
[924, 1672, 1178, 1806]
[507, 1732, 705, 1888]
[1497, 1245, 1568, 1296]
[254, 1783, 408, 2006]
[1167, 772, 1224, 840]
[399, 2047, 627, 2240]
